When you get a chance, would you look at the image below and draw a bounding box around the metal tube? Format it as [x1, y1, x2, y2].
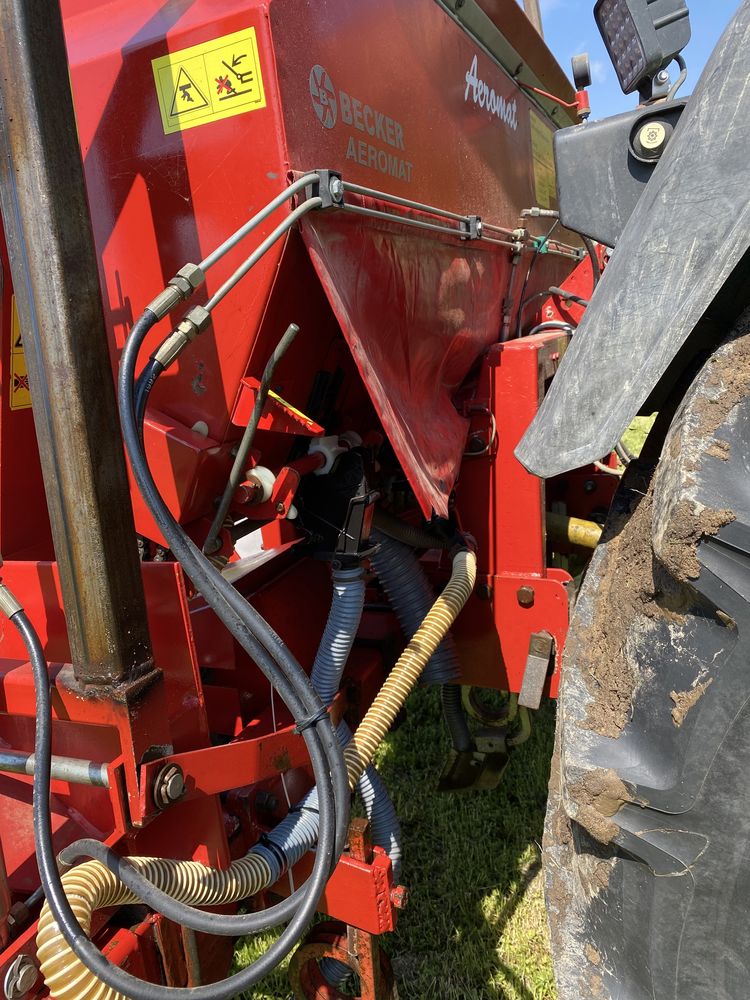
[0, 750, 109, 788]
[205, 199, 322, 311]
[342, 203, 465, 237]
[0, 0, 154, 688]
[342, 181, 471, 223]
[199, 173, 319, 271]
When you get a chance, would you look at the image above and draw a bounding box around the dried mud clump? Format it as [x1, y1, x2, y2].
[585, 944, 602, 967]
[659, 500, 735, 581]
[670, 677, 714, 727]
[705, 438, 731, 461]
[570, 768, 632, 845]
[692, 312, 750, 445]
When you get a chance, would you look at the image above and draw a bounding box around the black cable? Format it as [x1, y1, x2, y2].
[19, 307, 350, 999]
[582, 235, 601, 290]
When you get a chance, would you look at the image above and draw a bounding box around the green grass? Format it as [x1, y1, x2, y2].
[235, 690, 557, 999]
[621, 414, 656, 456]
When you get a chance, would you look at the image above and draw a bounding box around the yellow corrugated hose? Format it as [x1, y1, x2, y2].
[344, 549, 477, 787]
[36, 853, 273, 1000]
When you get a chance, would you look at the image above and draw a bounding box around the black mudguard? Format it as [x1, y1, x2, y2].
[516, 1, 750, 480]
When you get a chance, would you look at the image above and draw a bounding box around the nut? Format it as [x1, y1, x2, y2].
[328, 176, 344, 202]
[153, 764, 186, 810]
[4, 955, 39, 1000]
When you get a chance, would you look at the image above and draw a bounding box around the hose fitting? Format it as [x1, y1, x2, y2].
[152, 305, 212, 369]
[0, 585, 22, 619]
[146, 264, 205, 320]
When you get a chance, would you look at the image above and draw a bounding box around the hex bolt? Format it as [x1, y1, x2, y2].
[328, 176, 344, 202]
[656, 69, 670, 84]
[153, 763, 186, 810]
[583, 479, 596, 494]
[4, 955, 39, 1000]
[275, 501, 286, 514]
[517, 585, 535, 608]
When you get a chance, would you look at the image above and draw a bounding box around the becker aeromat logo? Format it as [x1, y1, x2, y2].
[309, 65, 337, 128]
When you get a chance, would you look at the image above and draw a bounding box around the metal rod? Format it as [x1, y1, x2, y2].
[342, 181, 471, 223]
[342, 203, 466, 237]
[0, 750, 109, 787]
[482, 222, 516, 237]
[0, 0, 154, 688]
[199, 172, 319, 271]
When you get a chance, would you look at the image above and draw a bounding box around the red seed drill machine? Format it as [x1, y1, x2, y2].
[1, 0, 738, 997]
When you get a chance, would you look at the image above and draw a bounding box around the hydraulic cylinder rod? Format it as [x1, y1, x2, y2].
[0, 751, 109, 788]
[0, 0, 154, 688]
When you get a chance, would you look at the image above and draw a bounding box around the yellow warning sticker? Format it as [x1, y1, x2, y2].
[152, 27, 266, 135]
[530, 112, 556, 210]
[9, 297, 31, 411]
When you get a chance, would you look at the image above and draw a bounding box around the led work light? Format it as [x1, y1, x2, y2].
[594, 0, 691, 95]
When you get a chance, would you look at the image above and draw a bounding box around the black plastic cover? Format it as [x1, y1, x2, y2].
[554, 100, 686, 249]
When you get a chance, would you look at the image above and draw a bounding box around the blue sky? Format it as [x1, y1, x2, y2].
[533, 1, 740, 118]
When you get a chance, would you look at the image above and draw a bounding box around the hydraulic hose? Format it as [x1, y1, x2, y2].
[344, 549, 476, 788]
[25, 306, 349, 1000]
[123, 311, 349, 879]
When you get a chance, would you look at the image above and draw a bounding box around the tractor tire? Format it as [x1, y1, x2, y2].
[545, 311, 750, 1000]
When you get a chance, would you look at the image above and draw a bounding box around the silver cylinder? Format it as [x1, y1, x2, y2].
[0, 751, 109, 788]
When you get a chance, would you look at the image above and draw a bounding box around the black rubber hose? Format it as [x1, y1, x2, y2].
[16, 308, 348, 999]
[134, 358, 164, 429]
[582, 235, 601, 289]
[122, 313, 349, 868]
[15, 597, 334, 1000]
[118, 312, 350, 906]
